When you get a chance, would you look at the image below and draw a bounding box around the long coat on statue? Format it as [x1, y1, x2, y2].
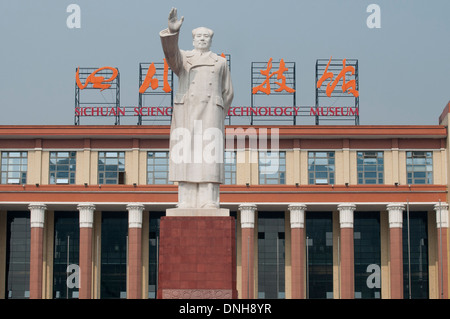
[160, 28, 234, 184]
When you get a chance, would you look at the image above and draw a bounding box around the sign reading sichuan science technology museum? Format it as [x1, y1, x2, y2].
[75, 105, 359, 117]
[74, 56, 359, 125]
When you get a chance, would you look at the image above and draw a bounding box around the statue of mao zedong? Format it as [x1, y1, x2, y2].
[160, 8, 234, 209]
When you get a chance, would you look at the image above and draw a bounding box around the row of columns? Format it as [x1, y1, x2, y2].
[26, 201, 450, 299]
[28, 202, 145, 299]
[238, 202, 449, 299]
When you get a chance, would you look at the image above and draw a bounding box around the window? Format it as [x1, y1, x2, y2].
[53, 212, 79, 299]
[306, 212, 333, 299]
[257, 212, 285, 299]
[1, 152, 27, 184]
[101, 212, 127, 299]
[49, 152, 76, 184]
[258, 151, 286, 185]
[148, 212, 164, 299]
[403, 211, 428, 299]
[357, 151, 384, 184]
[354, 212, 381, 299]
[98, 152, 125, 185]
[224, 151, 236, 185]
[308, 152, 335, 185]
[5, 211, 30, 299]
[147, 151, 172, 184]
[406, 151, 433, 184]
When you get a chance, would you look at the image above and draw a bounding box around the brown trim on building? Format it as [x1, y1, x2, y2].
[0, 125, 445, 139]
[0, 184, 446, 205]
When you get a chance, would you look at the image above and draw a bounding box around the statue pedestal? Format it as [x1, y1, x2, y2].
[166, 207, 230, 217]
[157, 208, 237, 299]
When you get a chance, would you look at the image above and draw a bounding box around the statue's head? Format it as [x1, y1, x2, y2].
[192, 27, 214, 52]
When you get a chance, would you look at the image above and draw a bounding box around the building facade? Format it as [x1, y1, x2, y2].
[1, 103, 450, 299]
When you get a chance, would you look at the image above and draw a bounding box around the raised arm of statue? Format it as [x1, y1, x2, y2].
[160, 8, 184, 75]
[168, 7, 184, 34]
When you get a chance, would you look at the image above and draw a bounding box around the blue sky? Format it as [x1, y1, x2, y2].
[0, 0, 449, 125]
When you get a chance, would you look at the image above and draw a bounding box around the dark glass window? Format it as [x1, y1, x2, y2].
[258, 151, 286, 185]
[1, 152, 27, 184]
[257, 212, 285, 299]
[101, 212, 128, 299]
[98, 152, 125, 185]
[147, 152, 172, 184]
[148, 212, 164, 299]
[354, 212, 381, 299]
[308, 152, 335, 185]
[305, 212, 333, 299]
[357, 151, 384, 184]
[403, 211, 428, 299]
[49, 152, 76, 184]
[53, 211, 79, 299]
[406, 151, 433, 184]
[5, 211, 30, 299]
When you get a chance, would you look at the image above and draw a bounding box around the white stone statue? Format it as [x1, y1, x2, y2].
[160, 8, 234, 209]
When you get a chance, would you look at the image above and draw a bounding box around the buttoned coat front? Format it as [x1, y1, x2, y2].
[160, 28, 234, 183]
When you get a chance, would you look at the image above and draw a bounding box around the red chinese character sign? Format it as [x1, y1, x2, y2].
[250, 58, 296, 125]
[315, 57, 359, 125]
[74, 67, 121, 125]
[138, 60, 174, 125]
[316, 57, 359, 98]
[139, 59, 173, 94]
[252, 58, 296, 95]
[74, 55, 231, 125]
[137, 54, 229, 125]
[76, 66, 119, 91]
[73, 56, 360, 126]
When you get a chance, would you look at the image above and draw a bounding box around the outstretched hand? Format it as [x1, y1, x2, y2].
[168, 7, 184, 34]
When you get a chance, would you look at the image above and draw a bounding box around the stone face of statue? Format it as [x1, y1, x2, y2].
[192, 27, 213, 52]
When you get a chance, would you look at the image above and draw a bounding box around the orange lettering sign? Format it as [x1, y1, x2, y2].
[139, 58, 172, 94]
[317, 56, 359, 98]
[139, 63, 159, 93]
[76, 66, 118, 91]
[162, 58, 171, 93]
[252, 58, 295, 95]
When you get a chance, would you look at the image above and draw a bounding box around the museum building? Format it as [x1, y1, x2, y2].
[1, 102, 450, 299]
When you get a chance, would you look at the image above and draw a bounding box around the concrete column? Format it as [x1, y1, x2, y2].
[387, 203, 405, 299]
[337, 203, 356, 299]
[239, 203, 257, 299]
[127, 203, 144, 299]
[78, 203, 95, 299]
[29, 203, 47, 299]
[435, 202, 449, 299]
[288, 203, 306, 299]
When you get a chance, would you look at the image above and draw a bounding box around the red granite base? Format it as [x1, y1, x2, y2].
[157, 216, 237, 299]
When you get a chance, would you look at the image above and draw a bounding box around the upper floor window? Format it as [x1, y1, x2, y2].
[224, 151, 236, 185]
[98, 152, 125, 185]
[1, 152, 27, 184]
[147, 151, 172, 184]
[259, 151, 286, 185]
[357, 151, 384, 184]
[49, 152, 76, 184]
[308, 151, 335, 185]
[406, 151, 433, 184]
